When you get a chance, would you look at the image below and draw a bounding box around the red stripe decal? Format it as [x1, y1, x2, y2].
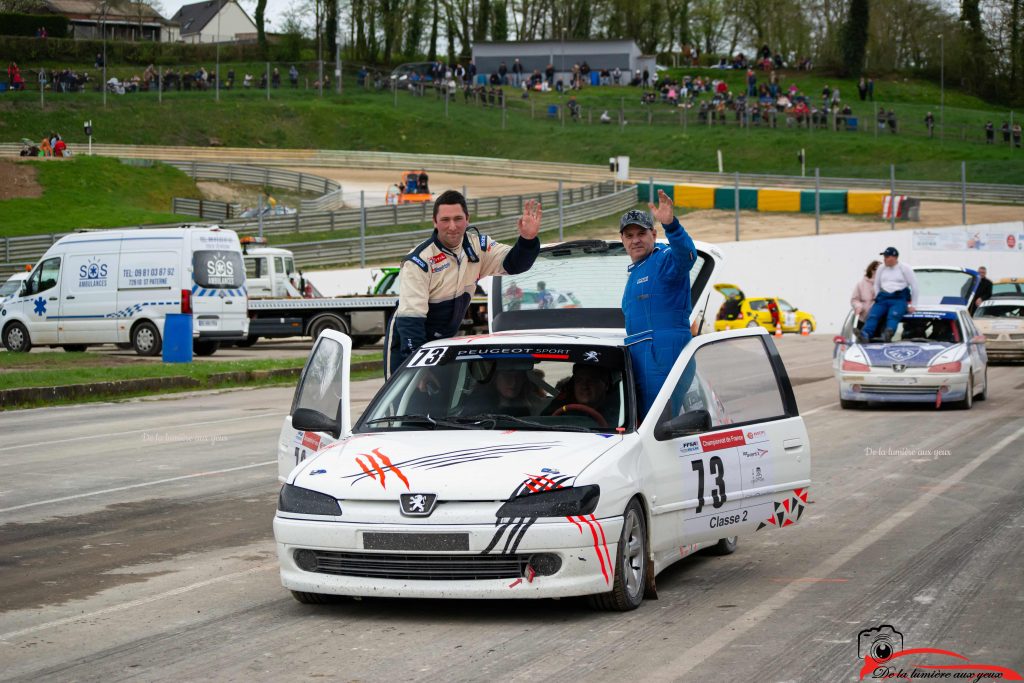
[566, 516, 583, 532]
[590, 514, 613, 573]
[580, 515, 610, 584]
[364, 453, 387, 488]
[355, 457, 375, 479]
[531, 353, 570, 359]
[374, 449, 410, 490]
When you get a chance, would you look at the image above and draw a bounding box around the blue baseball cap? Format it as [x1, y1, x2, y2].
[619, 209, 654, 233]
[880, 247, 899, 257]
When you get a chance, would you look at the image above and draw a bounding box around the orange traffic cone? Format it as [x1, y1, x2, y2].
[800, 324, 810, 337]
[774, 324, 783, 338]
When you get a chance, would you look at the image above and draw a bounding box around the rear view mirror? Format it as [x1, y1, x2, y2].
[292, 407, 341, 439]
[654, 409, 712, 440]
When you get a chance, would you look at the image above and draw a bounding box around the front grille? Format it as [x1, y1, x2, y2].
[859, 385, 939, 395]
[300, 550, 531, 580]
[1010, 334, 1024, 341]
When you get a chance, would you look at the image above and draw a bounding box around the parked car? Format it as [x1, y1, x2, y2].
[973, 298, 1024, 362]
[713, 284, 816, 334]
[991, 277, 1024, 299]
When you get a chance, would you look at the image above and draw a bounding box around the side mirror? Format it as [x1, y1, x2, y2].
[291, 407, 341, 439]
[833, 335, 846, 344]
[654, 409, 712, 440]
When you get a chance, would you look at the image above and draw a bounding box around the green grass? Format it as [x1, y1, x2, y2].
[0, 156, 202, 236]
[1, 68, 1020, 189]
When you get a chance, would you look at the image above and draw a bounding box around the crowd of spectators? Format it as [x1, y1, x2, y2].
[20, 131, 69, 157]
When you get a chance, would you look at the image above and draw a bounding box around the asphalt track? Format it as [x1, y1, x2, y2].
[1, 336, 1022, 682]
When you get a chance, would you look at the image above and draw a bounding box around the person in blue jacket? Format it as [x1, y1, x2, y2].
[621, 189, 698, 418]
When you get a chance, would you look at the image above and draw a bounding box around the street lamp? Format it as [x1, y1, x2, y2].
[215, 1, 222, 102]
[938, 33, 944, 140]
[99, 0, 109, 108]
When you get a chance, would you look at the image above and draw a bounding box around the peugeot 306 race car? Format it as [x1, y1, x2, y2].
[274, 239, 812, 611]
[973, 298, 1024, 362]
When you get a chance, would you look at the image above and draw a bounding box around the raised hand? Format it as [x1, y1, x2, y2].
[517, 198, 542, 240]
[649, 189, 674, 226]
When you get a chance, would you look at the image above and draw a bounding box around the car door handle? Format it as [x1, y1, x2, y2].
[48, 296, 58, 301]
[224, 300, 233, 304]
[783, 438, 803, 451]
[66, 295, 76, 300]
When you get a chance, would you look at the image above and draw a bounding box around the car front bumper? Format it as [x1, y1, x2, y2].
[274, 515, 623, 599]
[983, 340, 1024, 361]
[838, 373, 969, 403]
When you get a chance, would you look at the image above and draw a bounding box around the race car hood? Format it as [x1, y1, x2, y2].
[290, 430, 621, 500]
[856, 342, 964, 367]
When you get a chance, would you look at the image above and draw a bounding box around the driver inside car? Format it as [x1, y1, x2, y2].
[460, 361, 548, 417]
[544, 364, 621, 427]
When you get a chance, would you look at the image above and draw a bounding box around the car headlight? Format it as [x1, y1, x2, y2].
[496, 485, 600, 518]
[278, 484, 341, 516]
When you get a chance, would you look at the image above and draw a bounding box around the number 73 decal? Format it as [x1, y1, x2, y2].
[691, 456, 727, 513]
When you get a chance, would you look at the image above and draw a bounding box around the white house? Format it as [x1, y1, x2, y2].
[170, 0, 257, 43]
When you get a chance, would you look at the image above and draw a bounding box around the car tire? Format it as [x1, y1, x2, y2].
[800, 320, 814, 335]
[951, 375, 974, 410]
[588, 498, 646, 612]
[194, 340, 220, 356]
[290, 590, 344, 605]
[132, 321, 162, 357]
[3, 322, 32, 352]
[62, 345, 88, 352]
[707, 536, 738, 555]
[746, 320, 760, 328]
[977, 369, 987, 401]
[308, 314, 350, 340]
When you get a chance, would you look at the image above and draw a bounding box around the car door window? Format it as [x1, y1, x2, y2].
[748, 300, 766, 311]
[777, 299, 795, 312]
[26, 257, 61, 295]
[292, 336, 347, 420]
[669, 336, 786, 429]
[246, 257, 266, 279]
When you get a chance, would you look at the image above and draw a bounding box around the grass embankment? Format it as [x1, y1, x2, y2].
[0, 156, 202, 236]
[0, 351, 384, 409]
[1, 69, 1019, 186]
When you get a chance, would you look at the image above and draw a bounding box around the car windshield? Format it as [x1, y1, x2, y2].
[0, 279, 23, 297]
[885, 312, 963, 344]
[975, 303, 1024, 318]
[357, 343, 630, 433]
[992, 283, 1023, 297]
[913, 269, 976, 305]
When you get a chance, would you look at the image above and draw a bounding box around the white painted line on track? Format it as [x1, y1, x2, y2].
[649, 421, 1024, 680]
[801, 402, 839, 416]
[0, 460, 275, 514]
[0, 563, 277, 642]
[0, 412, 284, 453]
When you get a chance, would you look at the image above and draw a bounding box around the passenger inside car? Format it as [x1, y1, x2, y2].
[460, 362, 548, 417]
[544, 364, 621, 427]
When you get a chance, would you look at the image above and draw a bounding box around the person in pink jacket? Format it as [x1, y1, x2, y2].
[850, 260, 880, 331]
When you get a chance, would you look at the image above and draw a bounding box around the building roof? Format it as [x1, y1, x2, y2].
[41, 0, 168, 21]
[170, 0, 229, 35]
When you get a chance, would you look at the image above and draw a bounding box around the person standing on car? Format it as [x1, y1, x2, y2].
[971, 266, 992, 314]
[620, 189, 698, 417]
[850, 260, 880, 330]
[385, 191, 542, 377]
[859, 247, 919, 343]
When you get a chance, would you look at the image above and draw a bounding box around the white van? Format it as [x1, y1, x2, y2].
[0, 226, 248, 356]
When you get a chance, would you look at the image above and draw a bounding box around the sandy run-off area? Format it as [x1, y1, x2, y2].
[0, 160, 43, 200]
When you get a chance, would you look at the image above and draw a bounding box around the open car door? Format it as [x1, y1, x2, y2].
[913, 267, 981, 307]
[640, 327, 811, 548]
[489, 239, 723, 335]
[276, 330, 352, 482]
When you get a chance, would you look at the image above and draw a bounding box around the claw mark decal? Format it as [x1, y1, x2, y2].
[344, 442, 561, 488]
[576, 514, 612, 584]
[352, 448, 410, 490]
[756, 487, 809, 531]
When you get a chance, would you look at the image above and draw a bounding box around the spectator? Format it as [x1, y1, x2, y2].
[867, 78, 874, 100]
[858, 77, 867, 101]
[851, 260, 880, 330]
[243, 73, 253, 88]
[642, 68, 650, 88]
[289, 65, 298, 88]
[985, 121, 995, 144]
[1001, 121, 1011, 143]
[94, 52, 104, 68]
[612, 66, 622, 85]
[972, 266, 992, 314]
[924, 112, 935, 138]
[271, 68, 281, 88]
[498, 61, 508, 85]
[600, 110, 612, 124]
[887, 109, 897, 133]
[511, 58, 523, 86]
[1014, 123, 1022, 148]
[544, 63, 554, 86]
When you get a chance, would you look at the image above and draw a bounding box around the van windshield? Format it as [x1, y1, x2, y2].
[193, 250, 244, 288]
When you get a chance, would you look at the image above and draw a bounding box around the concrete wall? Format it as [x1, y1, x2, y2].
[708, 222, 1024, 334]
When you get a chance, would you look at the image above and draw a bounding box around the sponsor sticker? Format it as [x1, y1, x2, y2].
[301, 431, 322, 451]
[429, 253, 447, 264]
[744, 428, 769, 444]
[678, 438, 701, 455]
[699, 429, 745, 452]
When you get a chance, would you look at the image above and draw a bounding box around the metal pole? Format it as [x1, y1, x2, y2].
[890, 164, 896, 230]
[215, 10, 221, 102]
[961, 161, 967, 224]
[558, 180, 564, 241]
[318, 59, 323, 97]
[393, 77, 397, 107]
[502, 100, 506, 129]
[102, 10, 107, 109]
[359, 190, 366, 267]
[336, 46, 342, 95]
[814, 168, 820, 235]
[266, 62, 270, 101]
[648, 176, 654, 204]
[462, 185, 467, 200]
[258, 194, 264, 238]
[445, 84, 449, 118]
[734, 172, 740, 241]
[39, 72, 44, 110]
[158, 66, 162, 105]
[939, 34, 945, 141]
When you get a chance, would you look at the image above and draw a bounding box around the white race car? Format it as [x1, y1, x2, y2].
[274, 239, 812, 610]
[973, 297, 1024, 362]
[834, 305, 989, 409]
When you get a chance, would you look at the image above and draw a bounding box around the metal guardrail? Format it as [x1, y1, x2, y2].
[274, 186, 638, 268]
[0, 182, 627, 276]
[170, 197, 239, 220]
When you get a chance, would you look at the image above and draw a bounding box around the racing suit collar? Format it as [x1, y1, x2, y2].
[430, 228, 480, 263]
[626, 244, 663, 271]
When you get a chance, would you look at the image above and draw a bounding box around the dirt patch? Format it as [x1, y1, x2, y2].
[570, 200, 1023, 243]
[0, 160, 43, 200]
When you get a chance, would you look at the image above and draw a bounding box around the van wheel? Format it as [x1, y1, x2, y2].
[3, 322, 32, 352]
[308, 314, 350, 340]
[194, 340, 220, 356]
[588, 498, 646, 612]
[62, 345, 88, 352]
[132, 321, 162, 356]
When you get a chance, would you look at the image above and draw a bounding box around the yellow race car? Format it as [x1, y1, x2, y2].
[713, 283, 817, 334]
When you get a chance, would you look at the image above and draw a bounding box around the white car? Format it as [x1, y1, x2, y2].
[0, 271, 30, 304]
[973, 298, 1024, 362]
[274, 239, 812, 610]
[834, 305, 989, 409]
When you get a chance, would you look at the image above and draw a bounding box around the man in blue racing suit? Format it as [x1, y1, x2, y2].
[621, 189, 698, 418]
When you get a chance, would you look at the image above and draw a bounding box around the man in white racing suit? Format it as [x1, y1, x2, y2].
[385, 190, 542, 376]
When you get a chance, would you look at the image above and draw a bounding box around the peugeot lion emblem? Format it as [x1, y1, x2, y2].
[400, 493, 439, 517]
[892, 363, 907, 373]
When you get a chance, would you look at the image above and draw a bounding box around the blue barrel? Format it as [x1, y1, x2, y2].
[162, 314, 193, 363]
[590, 72, 600, 86]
